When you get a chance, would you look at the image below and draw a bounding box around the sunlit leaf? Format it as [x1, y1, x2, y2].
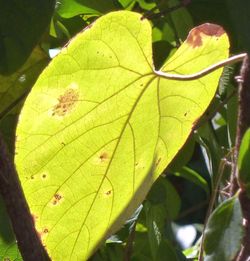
[15, 11, 229, 260]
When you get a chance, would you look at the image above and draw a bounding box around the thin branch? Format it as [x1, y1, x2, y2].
[154, 53, 247, 81]
[231, 55, 250, 261]
[230, 55, 250, 196]
[0, 134, 50, 261]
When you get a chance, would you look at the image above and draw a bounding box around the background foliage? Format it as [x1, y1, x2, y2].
[0, 1, 249, 260]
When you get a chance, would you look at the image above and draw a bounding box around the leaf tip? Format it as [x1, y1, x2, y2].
[186, 23, 225, 48]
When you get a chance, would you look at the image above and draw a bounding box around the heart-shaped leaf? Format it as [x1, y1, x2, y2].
[15, 11, 229, 260]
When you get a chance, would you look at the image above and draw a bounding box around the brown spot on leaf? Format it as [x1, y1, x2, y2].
[186, 23, 225, 48]
[52, 88, 79, 117]
[42, 174, 47, 179]
[105, 190, 112, 196]
[99, 152, 108, 162]
[3, 258, 11, 261]
[38, 228, 49, 238]
[52, 193, 62, 205]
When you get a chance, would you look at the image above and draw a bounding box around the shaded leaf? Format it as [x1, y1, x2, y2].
[15, 11, 229, 260]
[0, 0, 54, 74]
[238, 129, 250, 193]
[57, 0, 118, 18]
[0, 47, 49, 153]
[174, 166, 209, 195]
[0, 197, 22, 261]
[166, 0, 193, 41]
[168, 136, 195, 172]
[156, 239, 186, 261]
[204, 196, 243, 261]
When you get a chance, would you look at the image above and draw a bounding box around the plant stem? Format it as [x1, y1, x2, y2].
[155, 53, 247, 81]
[0, 134, 50, 261]
[231, 54, 250, 261]
[230, 55, 250, 195]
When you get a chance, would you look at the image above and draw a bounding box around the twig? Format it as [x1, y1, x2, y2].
[230, 55, 250, 196]
[236, 191, 250, 261]
[154, 53, 247, 81]
[0, 134, 50, 261]
[231, 55, 250, 261]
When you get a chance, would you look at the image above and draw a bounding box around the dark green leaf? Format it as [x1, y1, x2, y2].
[238, 129, 250, 193]
[156, 239, 186, 261]
[0, 197, 22, 261]
[226, 0, 250, 53]
[0, 0, 55, 74]
[174, 166, 209, 195]
[204, 196, 243, 261]
[57, 0, 118, 18]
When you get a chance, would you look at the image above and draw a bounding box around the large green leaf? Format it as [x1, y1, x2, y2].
[15, 11, 229, 260]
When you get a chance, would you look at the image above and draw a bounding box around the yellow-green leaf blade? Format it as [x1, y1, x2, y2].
[15, 11, 229, 260]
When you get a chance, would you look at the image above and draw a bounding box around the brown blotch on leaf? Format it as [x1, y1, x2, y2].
[186, 23, 225, 48]
[99, 152, 108, 162]
[52, 88, 79, 117]
[52, 193, 62, 205]
[3, 258, 11, 261]
[105, 190, 112, 196]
